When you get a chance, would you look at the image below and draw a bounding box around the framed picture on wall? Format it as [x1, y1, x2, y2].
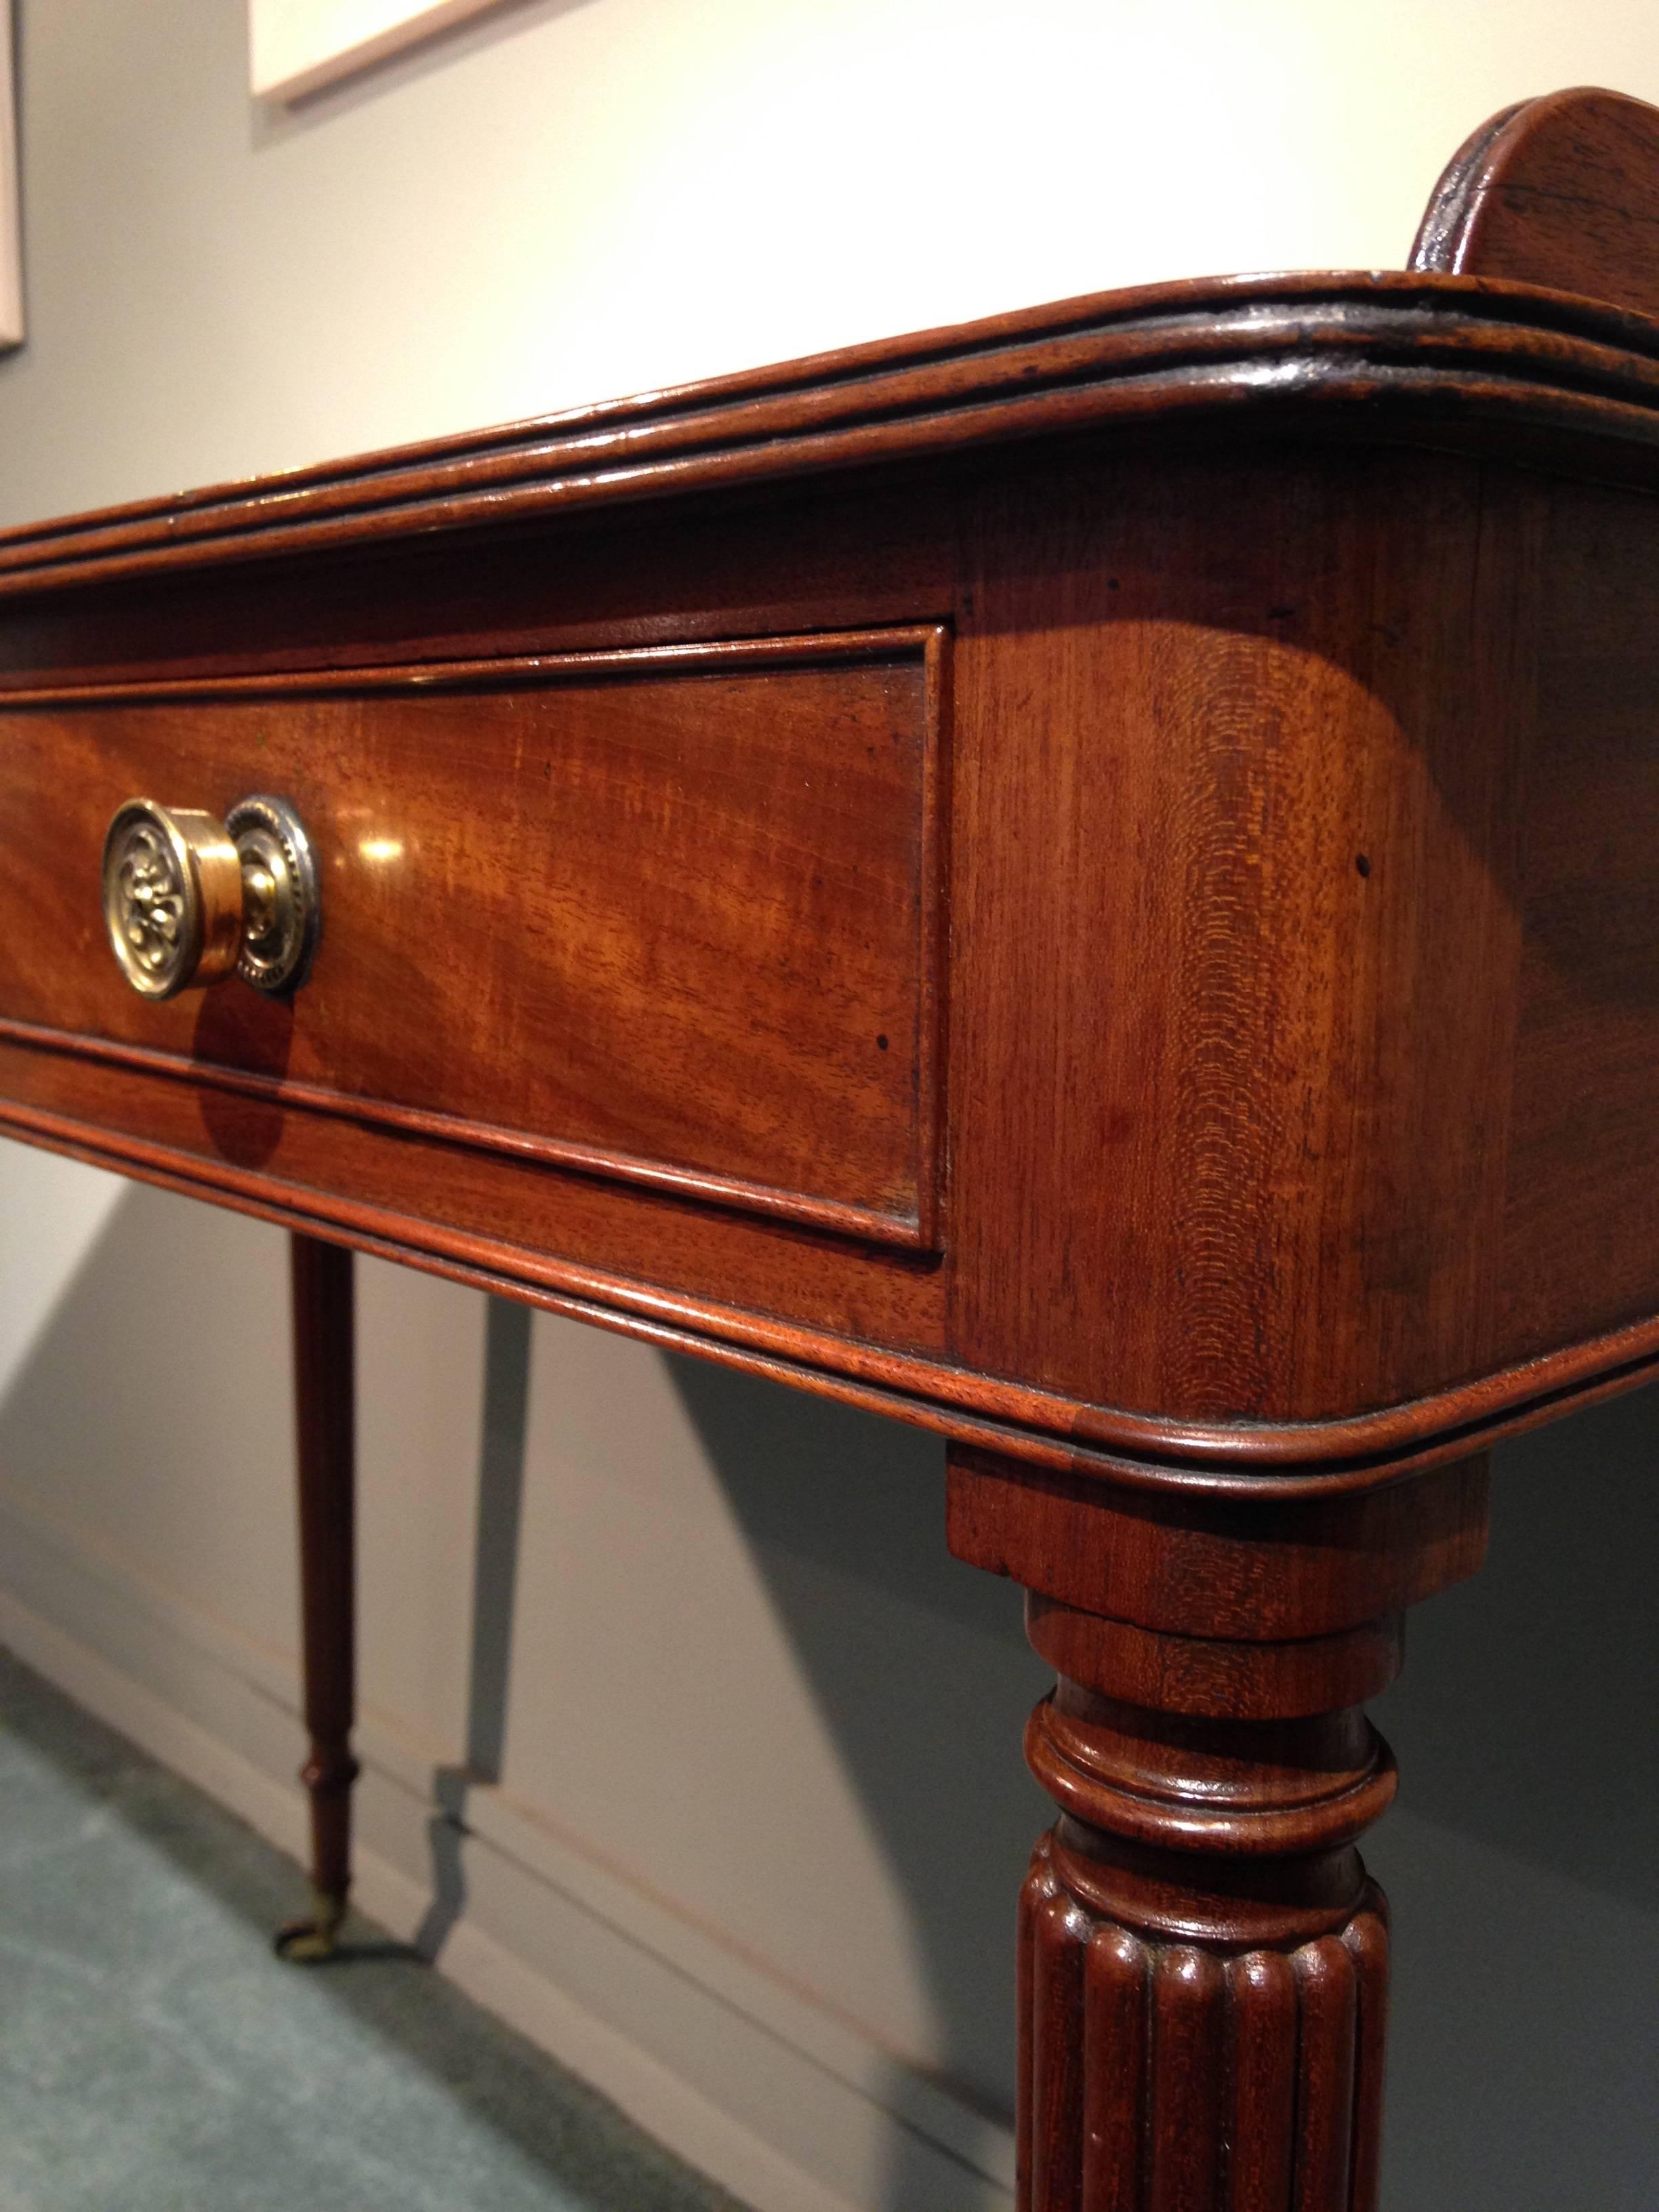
[1, 1, 21, 349]
[249, 0, 514, 103]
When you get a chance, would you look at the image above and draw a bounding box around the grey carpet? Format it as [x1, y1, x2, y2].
[0, 1645, 750, 2212]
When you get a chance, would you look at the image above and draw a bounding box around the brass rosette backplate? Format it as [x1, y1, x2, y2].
[102, 793, 320, 1000]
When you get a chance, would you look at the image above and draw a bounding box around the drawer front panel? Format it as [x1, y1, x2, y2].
[0, 629, 945, 1246]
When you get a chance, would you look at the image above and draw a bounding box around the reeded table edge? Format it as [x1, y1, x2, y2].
[5, 270, 1659, 597]
[3, 1092, 1654, 1499]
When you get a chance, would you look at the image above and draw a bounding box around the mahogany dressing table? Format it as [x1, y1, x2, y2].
[2, 85, 1657, 2209]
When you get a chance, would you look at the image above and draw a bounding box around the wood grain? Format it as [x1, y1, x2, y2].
[979, 1436, 1486, 2212]
[947, 1448, 1492, 1639]
[3, 272, 1659, 600]
[0, 431, 1650, 1487]
[0, 629, 945, 1248]
[949, 446, 1532, 1427]
[1503, 477, 1659, 1356]
[1414, 87, 1659, 316]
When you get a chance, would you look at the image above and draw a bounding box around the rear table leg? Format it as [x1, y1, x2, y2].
[274, 1232, 359, 1963]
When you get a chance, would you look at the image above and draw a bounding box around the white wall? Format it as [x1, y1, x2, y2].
[3, 6, 1658, 2209]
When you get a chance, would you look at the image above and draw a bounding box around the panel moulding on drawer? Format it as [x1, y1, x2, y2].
[0, 626, 949, 1252]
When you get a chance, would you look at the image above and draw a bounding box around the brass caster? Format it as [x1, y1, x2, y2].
[273, 1887, 347, 1963]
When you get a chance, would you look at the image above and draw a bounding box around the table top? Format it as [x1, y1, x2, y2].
[2, 265, 1659, 594]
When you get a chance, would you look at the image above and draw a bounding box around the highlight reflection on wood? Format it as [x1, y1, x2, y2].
[1, 628, 946, 1246]
[1, 83, 1656, 2209]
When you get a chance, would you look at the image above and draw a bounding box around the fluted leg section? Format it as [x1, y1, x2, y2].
[1018, 1677, 1397, 2212]
[275, 1233, 359, 1962]
[1021, 1835, 1389, 2211]
[945, 1442, 1493, 2212]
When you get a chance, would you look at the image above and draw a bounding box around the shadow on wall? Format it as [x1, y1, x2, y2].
[662, 1347, 1048, 2129]
[425, 1290, 1047, 2156]
[449, 1317, 1659, 2212]
[2, 1171, 1655, 2212]
[0, 1166, 1044, 2207]
[1378, 1386, 1659, 1910]
[0, 1647, 743, 2212]
[0, 1172, 300, 1659]
[417, 1296, 533, 1963]
[451, 1309, 1659, 2212]
[1366, 1387, 1659, 2212]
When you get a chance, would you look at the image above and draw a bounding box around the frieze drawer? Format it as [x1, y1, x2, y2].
[0, 627, 947, 1250]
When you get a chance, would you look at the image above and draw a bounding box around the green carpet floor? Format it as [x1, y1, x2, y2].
[0, 1645, 750, 2212]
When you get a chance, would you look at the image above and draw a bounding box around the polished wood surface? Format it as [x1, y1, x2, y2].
[3, 271, 1659, 602]
[1413, 85, 1659, 316]
[0, 628, 945, 1247]
[951, 1443, 1490, 2207]
[1505, 478, 1659, 1355]
[1, 84, 1654, 2212]
[8, 432, 1659, 1486]
[283, 1232, 357, 1951]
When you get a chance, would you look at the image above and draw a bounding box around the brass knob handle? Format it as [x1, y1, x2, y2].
[102, 795, 320, 1000]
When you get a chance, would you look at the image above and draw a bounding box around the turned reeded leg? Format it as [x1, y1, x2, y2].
[947, 1444, 1492, 2212]
[274, 1232, 359, 1962]
[1021, 1659, 1393, 2210]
